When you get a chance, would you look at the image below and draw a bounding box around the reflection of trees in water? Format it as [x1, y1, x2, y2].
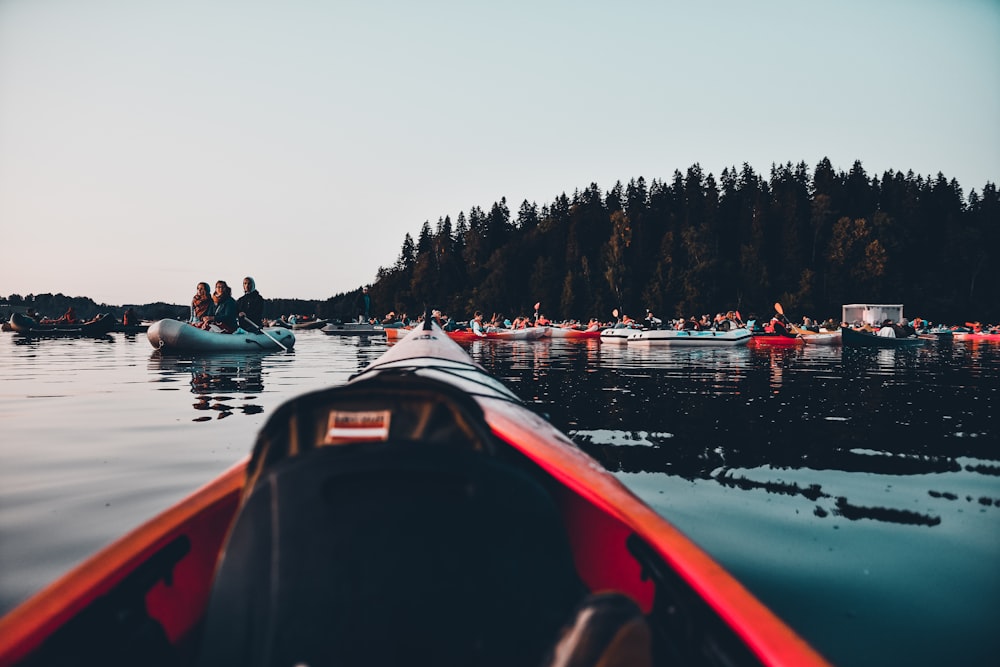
[574, 434, 999, 527]
[149, 352, 265, 421]
[468, 340, 999, 529]
[570, 432, 958, 477]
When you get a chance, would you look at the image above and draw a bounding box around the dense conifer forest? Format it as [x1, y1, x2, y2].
[3, 158, 997, 325]
[371, 158, 998, 325]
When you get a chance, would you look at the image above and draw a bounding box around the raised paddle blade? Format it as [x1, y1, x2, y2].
[774, 302, 784, 315]
[612, 309, 619, 318]
[534, 302, 541, 311]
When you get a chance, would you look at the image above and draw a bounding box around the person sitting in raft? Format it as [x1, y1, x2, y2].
[201, 280, 239, 333]
[236, 276, 265, 328]
[892, 319, 915, 338]
[765, 315, 789, 335]
[53, 307, 78, 324]
[122, 308, 138, 326]
[535, 313, 551, 326]
[644, 310, 662, 330]
[471, 311, 488, 337]
[877, 319, 897, 338]
[191, 282, 212, 324]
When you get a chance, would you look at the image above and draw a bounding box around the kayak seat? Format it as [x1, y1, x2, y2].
[197, 372, 600, 666]
[197, 443, 587, 667]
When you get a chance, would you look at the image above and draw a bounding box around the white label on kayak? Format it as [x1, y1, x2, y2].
[324, 410, 391, 444]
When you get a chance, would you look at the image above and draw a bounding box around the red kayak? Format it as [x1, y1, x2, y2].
[446, 326, 548, 342]
[750, 331, 803, 346]
[544, 325, 603, 339]
[0, 316, 830, 667]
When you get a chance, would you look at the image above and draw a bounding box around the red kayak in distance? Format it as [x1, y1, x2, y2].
[750, 331, 803, 346]
[385, 325, 549, 342]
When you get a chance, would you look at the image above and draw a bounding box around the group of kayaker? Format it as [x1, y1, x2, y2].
[25, 306, 104, 326]
[189, 277, 264, 334]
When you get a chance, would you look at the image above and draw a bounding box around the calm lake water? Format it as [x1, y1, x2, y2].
[1, 329, 998, 666]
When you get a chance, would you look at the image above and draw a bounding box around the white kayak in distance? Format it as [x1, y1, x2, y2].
[627, 327, 752, 347]
[599, 327, 641, 343]
[321, 321, 386, 336]
[146, 319, 295, 352]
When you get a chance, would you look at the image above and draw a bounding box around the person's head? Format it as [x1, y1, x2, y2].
[243, 276, 255, 293]
[474, 311, 483, 320]
[214, 281, 231, 301]
[196, 282, 210, 297]
[362, 286, 368, 293]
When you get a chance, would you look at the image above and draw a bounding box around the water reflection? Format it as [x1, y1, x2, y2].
[13, 334, 115, 346]
[461, 337, 1000, 531]
[147, 352, 265, 420]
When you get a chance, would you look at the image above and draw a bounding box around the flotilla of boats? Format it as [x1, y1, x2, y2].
[5, 303, 998, 353]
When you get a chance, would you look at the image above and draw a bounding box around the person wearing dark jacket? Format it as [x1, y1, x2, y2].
[201, 280, 239, 333]
[356, 286, 372, 323]
[237, 276, 265, 328]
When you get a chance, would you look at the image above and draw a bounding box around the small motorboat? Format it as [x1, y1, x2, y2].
[0, 315, 829, 667]
[147, 319, 295, 352]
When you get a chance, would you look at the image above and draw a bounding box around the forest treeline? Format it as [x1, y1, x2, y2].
[371, 158, 998, 324]
[3, 158, 997, 325]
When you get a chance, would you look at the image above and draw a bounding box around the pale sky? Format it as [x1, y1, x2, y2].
[1, 0, 997, 306]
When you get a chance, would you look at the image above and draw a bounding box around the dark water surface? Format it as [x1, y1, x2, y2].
[1, 331, 997, 666]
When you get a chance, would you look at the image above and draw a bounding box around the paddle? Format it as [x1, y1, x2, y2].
[774, 302, 794, 326]
[773, 302, 802, 336]
[243, 317, 289, 352]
